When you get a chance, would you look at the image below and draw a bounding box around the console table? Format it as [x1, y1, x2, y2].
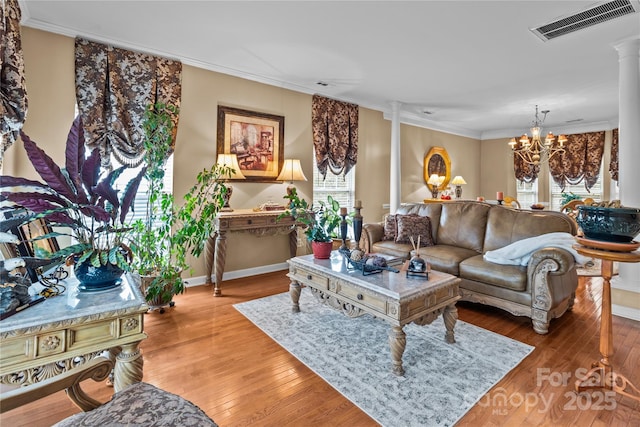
[205, 209, 298, 296]
[572, 243, 640, 402]
[0, 273, 148, 411]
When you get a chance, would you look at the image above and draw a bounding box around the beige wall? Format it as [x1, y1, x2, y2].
[11, 27, 480, 279]
[15, 28, 637, 323]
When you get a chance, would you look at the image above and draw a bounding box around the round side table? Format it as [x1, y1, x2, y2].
[572, 243, 640, 402]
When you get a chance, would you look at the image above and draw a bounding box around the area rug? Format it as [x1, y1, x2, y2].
[234, 291, 534, 427]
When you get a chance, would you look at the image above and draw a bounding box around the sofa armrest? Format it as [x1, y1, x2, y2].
[361, 223, 384, 253]
[527, 248, 577, 334]
[528, 248, 575, 276]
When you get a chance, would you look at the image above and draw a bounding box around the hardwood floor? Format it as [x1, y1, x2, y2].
[2, 273, 639, 426]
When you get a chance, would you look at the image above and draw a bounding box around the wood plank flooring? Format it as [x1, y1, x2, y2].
[2, 273, 639, 426]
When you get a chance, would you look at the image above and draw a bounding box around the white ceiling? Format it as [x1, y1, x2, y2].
[19, 0, 640, 140]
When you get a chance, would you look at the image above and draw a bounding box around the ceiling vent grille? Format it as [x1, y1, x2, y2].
[531, 0, 639, 41]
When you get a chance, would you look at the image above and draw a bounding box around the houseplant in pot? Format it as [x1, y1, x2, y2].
[130, 102, 232, 309]
[279, 188, 339, 259]
[319, 194, 352, 249]
[0, 117, 145, 291]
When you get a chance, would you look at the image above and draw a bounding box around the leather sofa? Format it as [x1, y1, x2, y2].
[360, 201, 578, 334]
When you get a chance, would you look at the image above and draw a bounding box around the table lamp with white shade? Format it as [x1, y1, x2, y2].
[451, 176, 467, 199]
[427, 174, 445, 199]
[216, 153, 246, 211]
[276, 159, 308, 197]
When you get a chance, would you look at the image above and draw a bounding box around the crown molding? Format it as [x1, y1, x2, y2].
[481, 119, 618, 140]
[20, 16, 620, 143]
[382, 110, 481, 140]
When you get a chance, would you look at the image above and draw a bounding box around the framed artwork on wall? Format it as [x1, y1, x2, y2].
[216, 105, 285, 182]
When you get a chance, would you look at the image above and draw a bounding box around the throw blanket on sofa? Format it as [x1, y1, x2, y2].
[484, 232, 592, 266]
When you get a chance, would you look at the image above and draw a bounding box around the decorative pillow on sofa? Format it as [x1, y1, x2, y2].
[395, 214, 434, 246]
[383, 214, 397, 241]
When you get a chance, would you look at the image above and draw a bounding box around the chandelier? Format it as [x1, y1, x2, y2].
[508, 105, 567, 166]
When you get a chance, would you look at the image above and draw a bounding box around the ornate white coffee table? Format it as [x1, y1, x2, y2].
[287, 252, 460, 376]
[0, 273, 147, 411]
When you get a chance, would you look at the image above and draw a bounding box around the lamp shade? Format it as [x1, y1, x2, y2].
[276, 159, 308, 183]
[451, 176, 467, 185]
[216, 154, 246, 180]
[427, 174, 441, 186]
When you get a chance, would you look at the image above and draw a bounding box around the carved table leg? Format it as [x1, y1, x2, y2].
[113, 341, 143, 392]
[204, 233, 217, 284]
[290, 280, 301, 313]
[389, 325, 406, 376]
[213, 231, 227, 297]
[443, 304, 458, 344]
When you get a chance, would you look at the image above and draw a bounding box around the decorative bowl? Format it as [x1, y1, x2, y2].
[576, 205, 640, 243]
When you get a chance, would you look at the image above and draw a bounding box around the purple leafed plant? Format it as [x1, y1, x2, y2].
[0, 116, 145, 270]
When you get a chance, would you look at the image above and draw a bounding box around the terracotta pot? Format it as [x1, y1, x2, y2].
[311, 241, 333, 259]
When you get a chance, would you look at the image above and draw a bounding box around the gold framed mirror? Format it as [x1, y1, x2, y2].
[423, 146, 451, 192]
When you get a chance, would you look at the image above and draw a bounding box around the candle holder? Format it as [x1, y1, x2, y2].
[353, 204, 363, 251]
[339, 211, 349, 250]
[497, 200, 504, 205]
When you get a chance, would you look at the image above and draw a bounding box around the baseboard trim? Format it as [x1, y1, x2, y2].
[183, 262, 289, 288]
[612, 304, 640, 322]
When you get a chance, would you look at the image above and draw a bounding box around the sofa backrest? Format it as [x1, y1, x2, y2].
[483, 207, 577, 252]
[437, 202, 490, 253]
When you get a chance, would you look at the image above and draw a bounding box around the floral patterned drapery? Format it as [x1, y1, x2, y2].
[75, 38, 182, 167]
[1, 0, 27, 164]
[548, 131, 605, 192]
[311, 94, 358, 179]
[609, 128, 618, 182]
[512, 138, 541, 183]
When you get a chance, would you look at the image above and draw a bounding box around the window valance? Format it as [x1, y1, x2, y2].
[75, 38, 181, 167]
[0, 0, 27, 165]
[311, 94, 358, 179]
[609, 128, 618, 182]
[548, 131, 605, 192]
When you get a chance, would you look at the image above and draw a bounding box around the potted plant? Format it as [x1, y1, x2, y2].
[0, 117, 145, 291]
[130, 102, 232, 308]
[279, 188, 341, 259]
[318, 194, 352, 249]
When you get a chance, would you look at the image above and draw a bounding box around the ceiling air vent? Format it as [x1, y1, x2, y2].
[531, 0, 640, 41]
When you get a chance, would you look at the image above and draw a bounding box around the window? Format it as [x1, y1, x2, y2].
[516, 179, 538, 207]
[112, 154, 174, 227]
[549, 166, 603, 211]
[312, 158, 355, 212]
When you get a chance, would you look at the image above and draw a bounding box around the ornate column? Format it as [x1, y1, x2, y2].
[611, 37, 640, 320]
[390, 101, 402, 213]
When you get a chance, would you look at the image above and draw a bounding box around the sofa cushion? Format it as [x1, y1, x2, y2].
[459, 254, 527, 291]
[372, 241, 415, 259]
[395, 214, 434, 246]
[483, 207, 575, 252]
[436, 203, 490, 253]
[383, 214, 397, 241]
[396, 203, 442, 243]
[421, 244, 478, 276]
